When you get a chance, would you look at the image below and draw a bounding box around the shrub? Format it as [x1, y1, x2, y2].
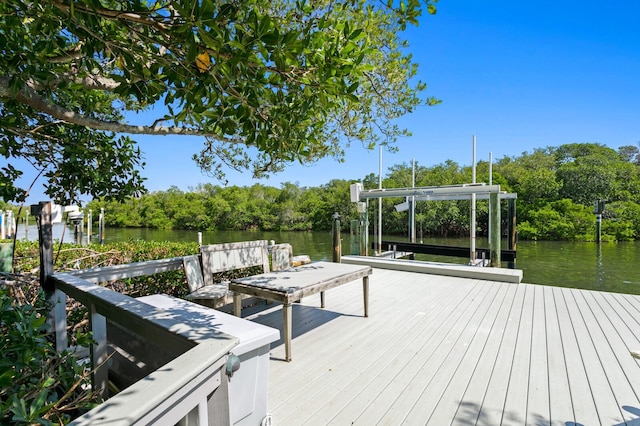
[0, 287, 99, 424]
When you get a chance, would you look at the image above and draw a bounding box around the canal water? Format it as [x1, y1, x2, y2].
[13, 224, 640, 295]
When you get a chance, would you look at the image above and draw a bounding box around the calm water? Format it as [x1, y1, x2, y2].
[14, 224, 640, 295]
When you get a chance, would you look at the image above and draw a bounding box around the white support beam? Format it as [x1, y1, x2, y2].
[358, 183, 503, 200]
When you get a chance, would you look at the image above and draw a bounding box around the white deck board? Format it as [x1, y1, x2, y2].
[576, 290, 640, 423]
[501, 283, 534, 425]
[475, 284, 527, 425]
[417, 283, 514, 424]
[241, 267, 640, 425]
[564, 289, 626, 425]
[552, 286, 599, 423]
[324, 276, 483, 425]
[543, 287, 574, 426]
[449, 284, 518, 425]
[526, 285, 550, 425]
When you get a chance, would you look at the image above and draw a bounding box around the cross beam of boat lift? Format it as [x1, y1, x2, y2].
[352, 183, 515, 201]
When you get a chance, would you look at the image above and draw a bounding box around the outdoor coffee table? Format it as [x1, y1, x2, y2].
[230, 261, 372, 361]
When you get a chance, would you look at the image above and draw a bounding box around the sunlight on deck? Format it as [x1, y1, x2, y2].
[239, 268, 640, 425]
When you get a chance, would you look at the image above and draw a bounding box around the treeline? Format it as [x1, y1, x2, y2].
[83, 142, 640, 241]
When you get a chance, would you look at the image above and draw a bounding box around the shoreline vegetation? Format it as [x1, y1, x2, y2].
[3, 143, 640, 242]
[79, 141, 640, 243]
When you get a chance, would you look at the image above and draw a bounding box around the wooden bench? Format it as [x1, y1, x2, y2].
[183, 240, 274, 308]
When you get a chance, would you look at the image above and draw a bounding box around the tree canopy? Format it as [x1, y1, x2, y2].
[0, 0, 439, 204]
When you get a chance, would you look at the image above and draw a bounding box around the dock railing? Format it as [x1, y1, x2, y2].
[45, 257, 238, 425]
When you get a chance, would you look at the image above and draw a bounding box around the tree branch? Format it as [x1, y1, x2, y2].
[27, 73, 120, 92]
[0, 77, 243, 143]
[51, 0, 171, 32]
[48, 43, 85, 64]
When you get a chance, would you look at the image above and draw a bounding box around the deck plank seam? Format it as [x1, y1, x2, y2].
[549, 286, 577, 425]
[560, 287, 602, 423]
[314, 279, 488, 425]
[573, 289, 632, 423]
[423, 282, 515, 425]
[565, 288, 625, 424]
[414, 282, 509, 423]
[389, 282, 504, 424]
[341, 280, 492, 425]
[527, 285, 550, 424]
[500, 284, 533, 425]
[554, 286, 600, 423]
[581, 291, 640, 413]
[273, 272, 482, 422]
[473, 284, 528, 425]
[452, 284, 520, 426]
[268, 271, 466, 390]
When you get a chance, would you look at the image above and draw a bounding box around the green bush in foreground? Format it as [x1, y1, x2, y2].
[0, 288, 99, 425]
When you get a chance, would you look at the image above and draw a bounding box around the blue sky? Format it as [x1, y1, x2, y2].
[14, 1, 640, 203]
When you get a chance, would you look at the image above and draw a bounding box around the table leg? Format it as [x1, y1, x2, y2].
[320, 291, 325, 308]
[233, 293, 242, 317]
[283, 302, 292, 362]
[363, 276, 369, 317]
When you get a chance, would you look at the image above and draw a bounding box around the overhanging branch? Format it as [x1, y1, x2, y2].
[0, 77, 243, 143]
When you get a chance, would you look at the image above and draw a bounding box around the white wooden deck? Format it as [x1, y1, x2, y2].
[239, 267, 640, 425]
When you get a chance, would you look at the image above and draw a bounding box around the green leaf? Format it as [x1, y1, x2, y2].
[349, 28, 364, 40]
[259, 14, 271, 35]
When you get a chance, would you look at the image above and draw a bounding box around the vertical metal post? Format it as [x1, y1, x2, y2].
[594, 199, 605, 244]
[488, 152, 493, 250]
[36, 202, 54, 289]
[99, 208, 105, 244]
[410, 158, 416, 243]
[87, 209, 92, 243]
[332, 213, 341, 263]
[470, 135, 477, 264]
[378, 146, 382, 254]
[489, 192, 501, 267]
[508, 199, 517, 269]
[360, 200, 369, 256]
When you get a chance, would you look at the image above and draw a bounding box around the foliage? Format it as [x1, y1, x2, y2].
[0, 287, 99, 424]
[13, 240, 199, 298]
[86, 180, 361, 232]
[0, 0, 438, 205]
[79, 142, 640, 241]
[517, 200, 593, 241]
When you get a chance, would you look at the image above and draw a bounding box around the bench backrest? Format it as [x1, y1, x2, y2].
[200, 240, 270, 287]
[270, 243, 293, 271]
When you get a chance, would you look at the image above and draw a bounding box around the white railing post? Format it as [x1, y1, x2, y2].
[89, 302, 108, 397]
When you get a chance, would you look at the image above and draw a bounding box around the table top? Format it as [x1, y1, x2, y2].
[229, 261, 371, 296]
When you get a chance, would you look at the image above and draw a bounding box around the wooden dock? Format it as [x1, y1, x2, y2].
[240, 267, 640, 425]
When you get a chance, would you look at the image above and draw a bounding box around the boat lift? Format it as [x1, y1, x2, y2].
[350, 182, 517, 267]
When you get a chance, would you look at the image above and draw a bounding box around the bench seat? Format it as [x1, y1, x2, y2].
[183, 240, 287, 309]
